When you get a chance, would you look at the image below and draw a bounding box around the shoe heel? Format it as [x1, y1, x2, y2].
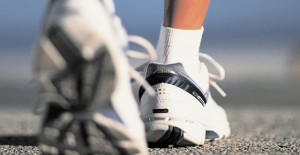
[141, 84, 206, 146]
[147, 124, 184, 147]
[146, 123, 205, 147]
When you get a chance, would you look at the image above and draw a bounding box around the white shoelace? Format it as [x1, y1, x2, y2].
[126, 35, 158, 96]
[127, 35, 157, 61]
[199, 53, 226, 97]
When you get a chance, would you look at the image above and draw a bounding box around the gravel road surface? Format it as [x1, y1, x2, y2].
[0, 107, 299, 155]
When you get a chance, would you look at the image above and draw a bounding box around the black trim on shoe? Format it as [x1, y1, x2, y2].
[205, 130, 220, 141]
[139, 73, 207, 106]
[48, 26, 116, 110]
[148, 126, 184, 148]
[48, 26, 84, 68]
[152, 109, 169, 113]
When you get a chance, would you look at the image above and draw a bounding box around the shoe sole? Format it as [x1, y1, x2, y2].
[145, 120, 229, 147]
[144, 118, 206, 147]
[38, 26, 131, 155]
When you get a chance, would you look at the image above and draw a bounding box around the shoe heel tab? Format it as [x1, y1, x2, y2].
[146, 63, 186, 78]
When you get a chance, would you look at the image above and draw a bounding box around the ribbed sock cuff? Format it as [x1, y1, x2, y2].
[158, 26, 203, 48]
[156, 25, 204, 63]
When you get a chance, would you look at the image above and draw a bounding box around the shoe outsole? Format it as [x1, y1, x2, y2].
[39, 104, 125, 155]
[146, 125, 226, 148]
[143, 114, 229, 147]
[148, 126, 187, 148]
[38, 25, 130, 155]
[145, 122, 206, 147]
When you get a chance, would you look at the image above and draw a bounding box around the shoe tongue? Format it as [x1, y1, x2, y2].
[146, 63, 187, 77]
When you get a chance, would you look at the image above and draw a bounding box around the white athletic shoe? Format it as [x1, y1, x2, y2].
[203, 95, 231, 141]
[138, 53, 231, 146]
[33, 0, 148, 154]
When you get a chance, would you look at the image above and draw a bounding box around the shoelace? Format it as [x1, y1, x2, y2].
[126, 35, 157, 96]
[199, 53, 226, 97]
[111, 14, 157, 96]
[129, 50, 227, 97]
[127, 35, 157, 61]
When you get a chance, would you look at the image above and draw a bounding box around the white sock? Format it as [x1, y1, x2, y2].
[156, 25, 205, 87]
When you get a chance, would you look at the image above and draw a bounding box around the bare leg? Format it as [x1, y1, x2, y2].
[164, 0, 210, 30]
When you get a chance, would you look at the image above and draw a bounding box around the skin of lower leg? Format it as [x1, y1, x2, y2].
[163, 0, 210, 30]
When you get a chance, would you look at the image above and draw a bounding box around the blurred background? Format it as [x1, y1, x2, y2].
[0, 0, 300, 111]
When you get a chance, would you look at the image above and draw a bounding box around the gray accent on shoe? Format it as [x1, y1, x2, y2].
[139, 63, 208, 106]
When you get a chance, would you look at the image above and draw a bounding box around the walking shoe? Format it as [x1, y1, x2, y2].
[204, 94, 231, 141]
[33, 0, 148, 154]
[138, 53, 230, 146]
